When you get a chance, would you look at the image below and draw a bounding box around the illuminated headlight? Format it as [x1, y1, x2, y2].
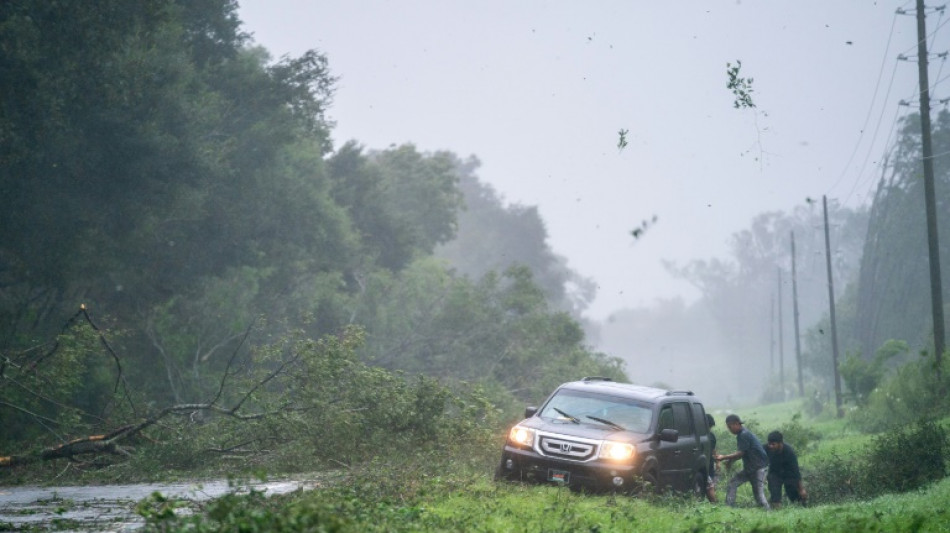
[600, 441, 635, 461]
[508, 425, 536, 447]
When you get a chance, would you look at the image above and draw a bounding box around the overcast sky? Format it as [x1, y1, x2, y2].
[238, 1, 948, 320]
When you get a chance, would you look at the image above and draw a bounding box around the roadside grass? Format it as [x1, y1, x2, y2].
[413, 476, 950, 532]
[140, 403, 950, 532]
[144, 462, 950, 532]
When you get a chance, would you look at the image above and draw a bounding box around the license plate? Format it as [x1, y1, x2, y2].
[548, 469, 570, 484]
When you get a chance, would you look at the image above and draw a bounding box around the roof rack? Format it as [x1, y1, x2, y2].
[665, 390, 694, 396]
[581, 376, 614, 383]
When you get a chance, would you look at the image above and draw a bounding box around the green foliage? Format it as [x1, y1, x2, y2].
[862, 419, 949, 496]
[141, 451, 950, 532]
[802, 418, 949, 505]
[188, 326, 500, 470]
[617, 128, 629, 151]
[1, 0, 625, 465]
[0, 318, 130, 450]
[370, 144, 464, 256]
[839, 340, 908, 406]
[773, 412, 822, 453]
[726, 60, 755, 109]
[356, 259, 625, 406]
[435, 165, 597, 317]
[850, 351, 950, 432]
[803, 452, 861, 504]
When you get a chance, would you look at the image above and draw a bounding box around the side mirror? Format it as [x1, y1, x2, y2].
[658, 428, 679, 442]
[525, 406, 538, 418]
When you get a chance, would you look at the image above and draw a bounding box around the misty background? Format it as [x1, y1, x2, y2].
[236, 1, 950, 405]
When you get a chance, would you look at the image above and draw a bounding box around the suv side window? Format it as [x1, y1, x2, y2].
[690, 403, 708, 434]
[671, 402, 693, 437]
[657, 405, 674, 432]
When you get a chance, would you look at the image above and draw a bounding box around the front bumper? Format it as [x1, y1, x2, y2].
[499, 444, 642, 491]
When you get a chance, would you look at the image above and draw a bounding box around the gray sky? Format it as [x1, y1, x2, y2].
[238, 1, 945, 320]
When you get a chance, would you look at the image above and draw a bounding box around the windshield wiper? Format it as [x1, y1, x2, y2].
[586, 415, 626, 431]
[553, 407, 581, 424]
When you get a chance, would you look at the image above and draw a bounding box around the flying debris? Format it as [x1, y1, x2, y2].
[630, 215, 659, 241]
[617, 128, 629, 151]
[726, 60, 755, 109]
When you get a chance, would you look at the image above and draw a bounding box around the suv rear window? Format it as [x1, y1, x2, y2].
[538, 388, 653, 433]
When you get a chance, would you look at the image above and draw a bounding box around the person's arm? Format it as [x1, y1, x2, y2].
[715, 450, 744, 462]
[717, 431, 749, 462]
[790, 448, 807, 500]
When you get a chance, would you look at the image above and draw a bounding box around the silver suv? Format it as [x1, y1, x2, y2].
[495, 377, 712, 493]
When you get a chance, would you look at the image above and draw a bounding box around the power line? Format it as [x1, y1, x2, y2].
[827, 13, 900, 199]
[838, 4, 950, 206]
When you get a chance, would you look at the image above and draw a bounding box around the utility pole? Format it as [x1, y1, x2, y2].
[823, 196, 844, 417]
[915, 0, 946, 380]
[791, 231, 804, 397]
[777, 267, 785, 399]
[770, 294, 775, 376]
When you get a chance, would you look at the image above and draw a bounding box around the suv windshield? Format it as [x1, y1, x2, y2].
[539, 388, 652, 433]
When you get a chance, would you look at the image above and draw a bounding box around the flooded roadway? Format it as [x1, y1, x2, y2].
[0, 476, 327, 531]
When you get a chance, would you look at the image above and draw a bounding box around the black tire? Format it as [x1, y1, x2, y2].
[641, 470, 659, 494]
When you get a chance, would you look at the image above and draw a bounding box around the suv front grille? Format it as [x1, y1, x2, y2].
[537, 432, 599, 461]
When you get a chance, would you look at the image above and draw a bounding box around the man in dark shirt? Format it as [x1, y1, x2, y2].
[716, 414, 770, 510]
[766, 431, 807, 509]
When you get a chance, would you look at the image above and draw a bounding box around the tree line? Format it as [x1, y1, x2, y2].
[0, 0, 623, 462]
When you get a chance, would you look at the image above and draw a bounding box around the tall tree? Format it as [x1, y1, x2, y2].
[853, 110, 950, 360]
[436, 168, 596, 317]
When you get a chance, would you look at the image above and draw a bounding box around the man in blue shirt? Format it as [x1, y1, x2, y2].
[715, 414, 770, 510]
[766, 431, 807, 508]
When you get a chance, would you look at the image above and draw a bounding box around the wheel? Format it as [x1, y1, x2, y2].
[634, 470, 658, 495]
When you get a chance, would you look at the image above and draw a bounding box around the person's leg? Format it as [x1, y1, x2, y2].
[751, 467, 771, 510]
[725, 471, 748, 507]
[706, 475, 717, 503]
[767, 471, 783, 508]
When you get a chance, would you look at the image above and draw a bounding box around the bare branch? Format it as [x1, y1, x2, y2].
[210, 319, 257, 406]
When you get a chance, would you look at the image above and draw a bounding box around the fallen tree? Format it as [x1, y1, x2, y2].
[0, 307, 499, 474]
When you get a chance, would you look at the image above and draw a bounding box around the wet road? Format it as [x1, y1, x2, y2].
[0, 476, 324, 531]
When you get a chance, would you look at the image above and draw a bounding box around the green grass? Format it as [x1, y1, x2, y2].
[148, 468, 950, 532]
[412, 478, 950, 532]
[141, 400, 950, 532]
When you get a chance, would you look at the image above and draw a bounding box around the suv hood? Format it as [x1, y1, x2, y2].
[518, 416, 648, 442]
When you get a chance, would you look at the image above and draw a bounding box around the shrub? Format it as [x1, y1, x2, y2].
[849, 351, 950, 432]
[802, 452, 861, 504]
[839, 340, 908, 406]
[774, 412, 822, 453]
[861, 418, 949, 496]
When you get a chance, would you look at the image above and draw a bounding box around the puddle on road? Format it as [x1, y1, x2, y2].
[0, 477, 323, 531]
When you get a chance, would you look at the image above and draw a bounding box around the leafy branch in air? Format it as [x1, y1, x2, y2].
[617, 128, 629, 151]
[726, 60, 755, 109]
[630, 215, 658, 240]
